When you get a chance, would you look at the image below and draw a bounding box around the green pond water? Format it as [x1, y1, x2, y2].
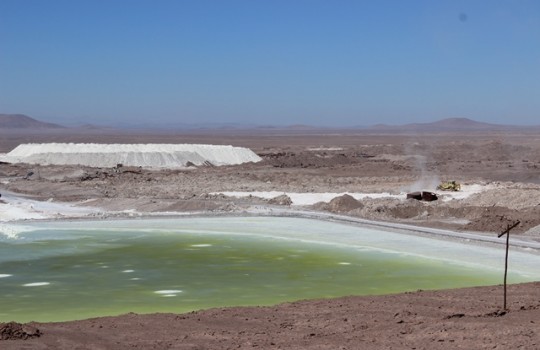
[0, 217, 538, 322]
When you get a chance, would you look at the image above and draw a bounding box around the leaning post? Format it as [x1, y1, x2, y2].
[497, 220, 520, 311]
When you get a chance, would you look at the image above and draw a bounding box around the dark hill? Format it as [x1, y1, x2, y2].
[0, 114, 65, 129]
[406, 118, 506, 130]
[369, 118, 519, 132]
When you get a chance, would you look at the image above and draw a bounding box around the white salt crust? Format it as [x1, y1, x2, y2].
[0, 143, 261, 168]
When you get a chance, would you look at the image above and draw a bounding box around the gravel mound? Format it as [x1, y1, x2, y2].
[0, 322, 41, 340]
[324, 194, 363, 213]
[268, 194, 292, 205]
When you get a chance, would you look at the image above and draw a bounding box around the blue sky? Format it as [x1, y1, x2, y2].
[1, 0, 539, 126]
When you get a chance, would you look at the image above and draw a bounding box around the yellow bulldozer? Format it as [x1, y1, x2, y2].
[437, 180, 461, 191]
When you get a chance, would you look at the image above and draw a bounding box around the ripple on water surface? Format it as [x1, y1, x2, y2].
[22, 282, 50, 287]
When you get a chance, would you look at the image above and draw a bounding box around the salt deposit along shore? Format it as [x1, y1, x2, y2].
[211, 183, 496, 205]
[2, 189, 540, 253]
[0, 190, 100, 223]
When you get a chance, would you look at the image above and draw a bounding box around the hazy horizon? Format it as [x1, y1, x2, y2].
[1, 1, 539, 127]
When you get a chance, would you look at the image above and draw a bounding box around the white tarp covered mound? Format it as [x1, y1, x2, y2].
[0, 143, 262, 168]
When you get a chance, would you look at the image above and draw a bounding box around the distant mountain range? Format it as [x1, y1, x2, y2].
[367, 117, 521, 132]
[0, 114, 65, 129]
[0, 114, 537, 132]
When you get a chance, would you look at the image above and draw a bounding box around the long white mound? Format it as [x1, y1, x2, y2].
[0, 143, 262, 168]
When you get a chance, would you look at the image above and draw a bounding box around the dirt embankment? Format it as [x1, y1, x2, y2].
[2, 282, 539, 349]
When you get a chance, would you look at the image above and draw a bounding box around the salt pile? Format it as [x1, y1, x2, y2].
[0, 143, 262, 168]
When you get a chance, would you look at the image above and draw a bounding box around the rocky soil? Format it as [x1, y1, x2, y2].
[2, 130, 540, 349]
[2, 132, 540, 235]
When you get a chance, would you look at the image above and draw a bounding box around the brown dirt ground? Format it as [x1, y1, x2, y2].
[1, 129, 540, 348]
[1, 282, 539, 349]
[3, 130, 540, 234]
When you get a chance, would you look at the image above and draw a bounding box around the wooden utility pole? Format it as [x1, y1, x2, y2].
[497, 220, 520, 311]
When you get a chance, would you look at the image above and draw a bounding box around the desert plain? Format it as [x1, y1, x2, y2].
[1, 124, 540, 349]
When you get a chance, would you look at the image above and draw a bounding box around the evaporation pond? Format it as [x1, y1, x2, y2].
[1, 217, 539, 322]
